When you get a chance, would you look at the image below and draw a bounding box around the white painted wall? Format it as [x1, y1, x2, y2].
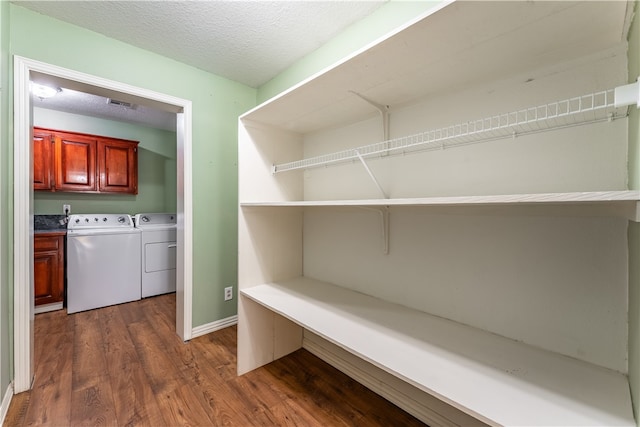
[300, 51, 631, 373]
[303, 208, 629, 373]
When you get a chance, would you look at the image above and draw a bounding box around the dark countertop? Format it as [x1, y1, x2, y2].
[34, 214, 68, 233]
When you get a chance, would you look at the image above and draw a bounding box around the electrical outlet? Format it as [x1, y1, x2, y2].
[63, 204, 71, 215]
[224, 286, 233, 301]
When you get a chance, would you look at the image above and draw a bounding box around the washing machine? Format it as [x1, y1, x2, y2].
[134, 213, 177, 298]
[67, 214, 142, 314]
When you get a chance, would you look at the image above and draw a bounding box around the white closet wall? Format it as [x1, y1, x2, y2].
[304, 210, 629, 372]
[300, 49, 631, 373]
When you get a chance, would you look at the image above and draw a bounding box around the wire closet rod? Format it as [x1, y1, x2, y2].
[272, 88, 631, 174]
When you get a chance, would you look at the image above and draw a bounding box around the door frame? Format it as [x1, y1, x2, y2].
[13, 56, 194, 392]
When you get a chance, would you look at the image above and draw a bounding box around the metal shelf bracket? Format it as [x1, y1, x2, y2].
[358, 206, 390, 254]
[349, 91, 390, 141]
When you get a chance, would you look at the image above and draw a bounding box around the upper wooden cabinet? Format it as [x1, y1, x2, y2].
[32, 130, 54, 191]
[54, 131, 97, 192]
[98, 138, 138, 194]
[33, 127, 138, 194]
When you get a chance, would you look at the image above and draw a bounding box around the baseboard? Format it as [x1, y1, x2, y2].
[302, 332, 485, 427]
[191, 315, 237, 338]
[0, 382, 13, 426]
[34, 302, 63, 314]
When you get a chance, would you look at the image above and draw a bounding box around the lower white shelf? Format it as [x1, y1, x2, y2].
[241, 277, 635, 426]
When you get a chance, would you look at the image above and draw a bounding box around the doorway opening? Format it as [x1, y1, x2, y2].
[13, 56, 194, 393]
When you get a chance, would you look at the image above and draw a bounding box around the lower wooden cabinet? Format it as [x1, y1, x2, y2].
[34, 232, 65, 309]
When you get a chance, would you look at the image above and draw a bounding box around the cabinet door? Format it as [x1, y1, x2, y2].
[54, 132, 97, 192]
[33, 131, 53, 191]
[98, 138, 138, 194]
[34, 235, 64, 306]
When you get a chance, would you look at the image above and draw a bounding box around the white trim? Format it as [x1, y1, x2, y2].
[13, 56, 33, 394]
[34, 302, 62, 315]
[0, 382, 13, 425]
[175, 106, 194, 341]
[191, 315, 238, 339]
[13, 56, 193, 391]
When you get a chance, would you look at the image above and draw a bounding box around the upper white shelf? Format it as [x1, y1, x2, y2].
[241, 1, 632, 135]
[242, 277, 635, 426]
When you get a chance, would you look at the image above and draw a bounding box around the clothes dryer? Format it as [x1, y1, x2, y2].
[134, 213, 177, 297]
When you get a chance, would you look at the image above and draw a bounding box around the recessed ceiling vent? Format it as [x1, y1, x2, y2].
[107, 98, 137, 110]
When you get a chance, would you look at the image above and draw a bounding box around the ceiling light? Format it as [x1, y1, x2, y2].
[30, 83, 61, 99]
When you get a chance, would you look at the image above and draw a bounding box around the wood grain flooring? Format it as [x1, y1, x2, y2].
[4, 294, 426, 426]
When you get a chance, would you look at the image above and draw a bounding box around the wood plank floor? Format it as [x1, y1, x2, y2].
[4, 294, 426, 426]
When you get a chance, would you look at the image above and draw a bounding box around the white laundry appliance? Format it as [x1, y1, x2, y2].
[66, 214, 142, 314]
[134, 213, 177, 298]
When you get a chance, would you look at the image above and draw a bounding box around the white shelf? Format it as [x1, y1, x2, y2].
[241, 190, 640, 208]
[242, 277, 635, 427]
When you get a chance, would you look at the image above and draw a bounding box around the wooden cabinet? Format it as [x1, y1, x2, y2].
[33, 130, 53, 191]
[54, 131, 97, 192]
[34, 232, 65, 309]
[98, 138, 138, 194]
[33, 127, 138, 194]
[238, 2, 638, 426]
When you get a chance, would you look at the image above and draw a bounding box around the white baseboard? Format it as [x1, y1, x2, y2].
[34, 302, 63, 314]
[191, 315, 237, 339]
[0, 382, 13, 426]
[302, 331, 485, 427]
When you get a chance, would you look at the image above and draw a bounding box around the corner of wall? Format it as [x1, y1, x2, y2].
[0, 0, 14, 402]
[627, 2, 640, 426]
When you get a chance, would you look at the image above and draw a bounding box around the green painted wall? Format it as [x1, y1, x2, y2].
[628, 2, 640, 424]
[257, 0, 445, 103]
[2, 1, 440, 396]
[0, 0, 12, 403]
[631, 221, 640, 425]
[33, 108, 177, 215]
[8, 4, 256, 329]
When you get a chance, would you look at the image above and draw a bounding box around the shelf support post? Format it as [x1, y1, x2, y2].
[381, 206, 390, 255]
[358, 206, 390, 255]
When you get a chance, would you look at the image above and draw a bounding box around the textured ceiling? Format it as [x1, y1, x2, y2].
[14, 0, 386, 88]
[17, 0, 386, 131]
[31, 86, 178, 131]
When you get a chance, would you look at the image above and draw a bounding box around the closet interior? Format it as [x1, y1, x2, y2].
[238, 1, 640, 425]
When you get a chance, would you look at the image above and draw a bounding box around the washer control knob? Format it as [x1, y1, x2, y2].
[117, 216, 126, 224]
[103, 217, 108, 222]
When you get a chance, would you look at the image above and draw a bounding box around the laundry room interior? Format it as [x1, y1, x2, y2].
[32, 94, 178, 315]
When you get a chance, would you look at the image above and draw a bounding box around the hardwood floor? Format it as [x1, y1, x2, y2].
[4, 294, 426, 426]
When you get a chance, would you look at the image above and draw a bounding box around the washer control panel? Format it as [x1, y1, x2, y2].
[67, 214, 134, 230]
